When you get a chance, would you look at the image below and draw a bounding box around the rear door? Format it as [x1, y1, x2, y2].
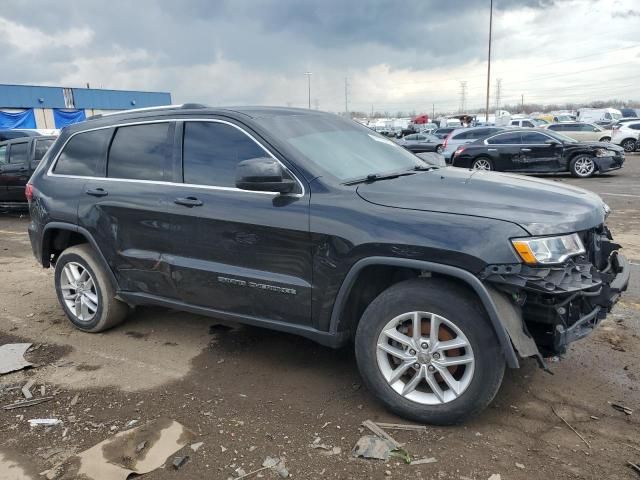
[77, 122, 176, 297]
[165, 119, 313, 326]
[485, 132, 522, 170]
[3, 140, 30, 201]
[0, 144, 8, 201]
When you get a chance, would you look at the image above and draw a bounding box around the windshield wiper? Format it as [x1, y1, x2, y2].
[343, 170, 418, 186]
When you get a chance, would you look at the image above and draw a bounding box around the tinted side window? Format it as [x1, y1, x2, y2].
[34, 139, 55, 161]
[0, 145, 6, 165]
[547, 125, 562, 131]
[487, 132, 522, 144]
[523, 121, 534, 128]
[54, 129, 112, 176]
[183, 122, 266, 188]
[522, 132, 551, 144]
[629, 123, 640, 130]
[9, 142, 28, 164]
[453, 131, 471, 140]
[108, 123, 172, 181]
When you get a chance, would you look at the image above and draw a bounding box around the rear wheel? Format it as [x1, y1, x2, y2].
[599, 136, 610, 142]
[570, 155, 596, 177]
[355, 279, 505, 425]
[621, 138, 637, 152]
[471, 157, 493, 171]
[436, 145, 444, 154]
[54, 244, 130, 332]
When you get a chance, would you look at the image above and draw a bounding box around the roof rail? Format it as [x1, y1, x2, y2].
[87, 103, 207, 120]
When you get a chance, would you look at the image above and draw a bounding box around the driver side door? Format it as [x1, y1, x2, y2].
[164, 120, 313, 326]
[517, 131, 563, 172]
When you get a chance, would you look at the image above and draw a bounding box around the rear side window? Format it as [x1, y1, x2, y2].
[487, 132, 522, 144]
[34, 139, 55, 161]
[0, 145, 6, 165]
[522, 121, 534, 128]
[54, 129, 112, 176]
[9, 142, 28, 164]
[108, 123, 172, 181]
[629, 123, 640, 130]
[182, 122, 265, 188]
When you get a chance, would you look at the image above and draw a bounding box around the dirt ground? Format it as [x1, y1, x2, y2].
[1, 157, 639, 480]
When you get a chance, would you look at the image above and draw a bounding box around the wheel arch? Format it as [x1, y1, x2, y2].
[42, 222, 120, 290]
[329, 257, 520, 368]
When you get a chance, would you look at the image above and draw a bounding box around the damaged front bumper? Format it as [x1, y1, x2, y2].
[480, 228, 630, 358]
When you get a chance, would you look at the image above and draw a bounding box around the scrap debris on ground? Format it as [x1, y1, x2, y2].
[0, 343, 33, 374]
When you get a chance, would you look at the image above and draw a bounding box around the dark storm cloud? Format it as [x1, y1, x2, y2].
[2, 0, 556, 74]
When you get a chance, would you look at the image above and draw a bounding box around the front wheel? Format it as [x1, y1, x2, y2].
[621, 138, 637, 152]
[355, 279, 505, 425]
[570, 155, 596, 177]
[54, 244, 130, 332]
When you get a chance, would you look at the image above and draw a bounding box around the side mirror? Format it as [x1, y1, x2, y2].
[545, 139, 561, 146]
[593, 127, 600, 132]
[235, 157, 295, 194]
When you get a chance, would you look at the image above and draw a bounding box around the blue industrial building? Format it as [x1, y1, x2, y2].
[0, 84, 172, 130]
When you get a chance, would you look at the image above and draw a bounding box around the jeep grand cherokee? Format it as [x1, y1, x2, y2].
[27, 105, 630, 424]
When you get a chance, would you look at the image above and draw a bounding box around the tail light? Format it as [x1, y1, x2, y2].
[454, 146, 466, 156]
[25, 183, 34, 203]
[442, 133, 452, 149]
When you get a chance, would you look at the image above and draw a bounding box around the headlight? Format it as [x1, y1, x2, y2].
[511, 233, 585, 265]
[595, 148, 614, 157]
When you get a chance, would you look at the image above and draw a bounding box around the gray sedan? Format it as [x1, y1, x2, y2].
[397, 133, 444, 153]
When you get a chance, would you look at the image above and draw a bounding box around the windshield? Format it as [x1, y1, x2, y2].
[611, 112, 622, 120]
[257, 114, 426, 182]
[544, 129, 578, 143]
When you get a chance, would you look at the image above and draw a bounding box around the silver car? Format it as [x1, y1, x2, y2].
[442, 127, 504, 162]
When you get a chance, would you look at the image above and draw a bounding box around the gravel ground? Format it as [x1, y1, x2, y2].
[1, 156, 639, 480]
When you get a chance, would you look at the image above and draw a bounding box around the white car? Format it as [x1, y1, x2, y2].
[611, 121, 640, 152]
[542, 122, 612, 142]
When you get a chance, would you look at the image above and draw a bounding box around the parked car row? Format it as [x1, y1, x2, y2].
[451, 129, 624, 177]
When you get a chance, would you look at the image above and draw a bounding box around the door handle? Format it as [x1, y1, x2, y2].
[520, 148, 532, 152]
[487, 148, 498, 152]
[85, 187, 108, 197]
[174, 196, 203, 207]
[18, 167, 28, 172]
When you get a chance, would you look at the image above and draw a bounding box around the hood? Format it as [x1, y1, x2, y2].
[575, 141, 624, 151]
[356, 167, 606, 236]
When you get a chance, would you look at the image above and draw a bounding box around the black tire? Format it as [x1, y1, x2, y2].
[569, 154, 596, 178]
[354, 278, 505, 425]
[471, 156, 493, 171]
[598, 136, 610, 142]
[435, 145, 443, 154]
[54, 244, 129, 332]
[621, 138, 637, 152]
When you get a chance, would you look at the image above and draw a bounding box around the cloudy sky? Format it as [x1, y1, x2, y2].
[1, 0, 638, 115]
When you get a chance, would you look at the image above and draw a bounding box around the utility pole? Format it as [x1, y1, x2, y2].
[432, 103, 435, 121]
[304, 72, 312, 109]
[521, 94, 525, 112]
[485, 0, 493, 122]
[344, 77, 349, 116]
[459, 81, 467, 113]
[495, 78, 502, 111]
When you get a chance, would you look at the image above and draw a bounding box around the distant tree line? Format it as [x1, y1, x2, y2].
[349, 99, 640, 119]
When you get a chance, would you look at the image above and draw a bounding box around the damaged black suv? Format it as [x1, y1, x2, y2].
[27, 106, 630, 424]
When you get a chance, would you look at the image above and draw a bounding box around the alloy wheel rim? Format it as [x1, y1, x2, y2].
[575, 157, 595, 176]
[623, 140, 636, 152]
[60, 262, 98, 323]
[376, 311, 475, 405]
[473, 159, 491, 170]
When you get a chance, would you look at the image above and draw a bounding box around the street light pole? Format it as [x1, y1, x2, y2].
[485, 0, 493, 122]
[304, 72, 312, 109]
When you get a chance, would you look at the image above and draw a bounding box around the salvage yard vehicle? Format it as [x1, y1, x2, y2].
[542, 122, 612, 142]
[397, 133, 444, 153]
[452, 128, 625, 177]
[611, 120, 640, 152]
[0, 135, 55, 205]
[26, 106, 629, 425]
[441, 126, 504, 162]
